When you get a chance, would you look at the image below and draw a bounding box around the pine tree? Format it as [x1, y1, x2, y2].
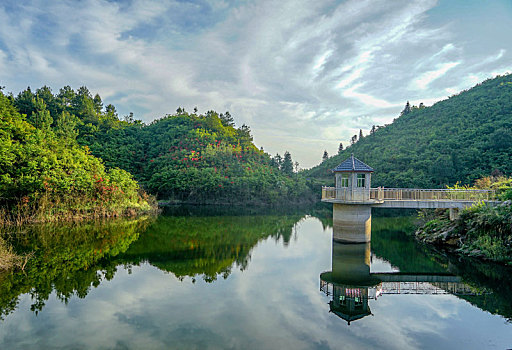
[322, 150, 329, 162]
[338, 142, 343, 154]
[400, 101, 411, 116]
[220, 111, 235, 127]
[359, 129, 364, 139]
[282, 151, 293, 175]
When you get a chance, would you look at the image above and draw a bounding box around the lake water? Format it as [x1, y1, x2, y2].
[0, 207, 511, 349]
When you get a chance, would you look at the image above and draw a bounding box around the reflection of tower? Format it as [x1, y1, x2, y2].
[320, 242, 380, 325]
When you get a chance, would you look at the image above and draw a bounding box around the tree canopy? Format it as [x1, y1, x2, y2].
[306, 74, 512, 189]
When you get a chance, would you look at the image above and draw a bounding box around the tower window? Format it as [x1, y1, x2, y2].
[357, 174, 366, 187]
[340, 174, 349, 187]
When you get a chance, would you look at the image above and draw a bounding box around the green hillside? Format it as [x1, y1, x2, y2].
[10, 85, 313, 205]
[84, 110, 313, 204]
[0, 90, 152, 224]
[307, 74, 512, 188]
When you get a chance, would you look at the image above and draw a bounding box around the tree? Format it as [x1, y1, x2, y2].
[124, 112, 135, 123]
[370, 125, 376, 135]
[14, 87, 36, 117]
[57, 86, 76, 110]
[237, 124, 253, 142]
[359, 129, 364, 139]
[54, 111, 79, 141]
[272, 154, 282, 169]
[282, 151, 293, 175]
[93, 94, 103, 114]
[220, 111, 235, 127]
[350, 135, 357, 145]
[105, 104, 118, 121]
[322, 150, 329, 162]
[338, 143, 343, 154]
[400, 101, 411, 116]
[29, 97, 53, 130]
[36, 86, 59, 117]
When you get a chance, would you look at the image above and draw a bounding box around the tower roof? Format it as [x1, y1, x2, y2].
[333, 154, 373, 172]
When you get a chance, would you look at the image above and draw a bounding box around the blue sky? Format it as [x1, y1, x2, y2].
[0, 0, 511, 168]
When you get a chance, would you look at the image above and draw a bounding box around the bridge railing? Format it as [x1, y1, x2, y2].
[322, 186, 495, 202]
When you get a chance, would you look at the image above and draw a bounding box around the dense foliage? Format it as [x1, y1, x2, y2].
[416, 175, 512, 264]
[0, 89, 153, 224]
[307, 74, 512, 188]
[8, 85, 313, 205]
[85, 110, 312, 204]
[416, 202, 512, 265]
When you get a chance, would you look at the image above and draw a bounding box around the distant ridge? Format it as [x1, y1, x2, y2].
[306, 74, 512, 188]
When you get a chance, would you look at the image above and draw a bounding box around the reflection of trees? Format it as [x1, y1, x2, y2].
[0, 217, 151, 319]
[115, 214, 304, 282]
[0, 213, 305, 318]
[370, 217, 450, 273]
[312, 212, 512, 322]
[427, 250, 512, 322]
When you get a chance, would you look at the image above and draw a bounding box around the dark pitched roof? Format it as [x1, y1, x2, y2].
[333, 154, 373, 172]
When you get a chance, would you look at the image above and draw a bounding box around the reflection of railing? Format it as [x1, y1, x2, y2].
[322, 187, 495, 202]
[378, 282, 483, 295]
[320, 280, 486, 297]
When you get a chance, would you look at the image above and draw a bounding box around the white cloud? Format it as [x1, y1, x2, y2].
[411, 61, 461, 90]
[0, 0, 510, 167]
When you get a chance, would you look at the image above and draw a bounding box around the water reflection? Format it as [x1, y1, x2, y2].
[0, 217, 151, 319]
[1, 208, 511, 348]
[114, 214, 304, 282]
[0, 213, 304, 318]
[319, 238, 492, 325]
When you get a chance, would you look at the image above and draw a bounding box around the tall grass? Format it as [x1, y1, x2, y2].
[0, 190, 158, 226]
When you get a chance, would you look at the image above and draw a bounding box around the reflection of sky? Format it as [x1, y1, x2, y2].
[1, 218, 512, 349]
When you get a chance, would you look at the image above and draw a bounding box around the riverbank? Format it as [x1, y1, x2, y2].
[0, 193, 159, 227]
[415, 201, 512, 265]
[0, 195, 159, 272]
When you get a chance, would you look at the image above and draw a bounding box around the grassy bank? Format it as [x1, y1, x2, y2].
[0, 191, 158, 226]
[416, 201, 512, 265]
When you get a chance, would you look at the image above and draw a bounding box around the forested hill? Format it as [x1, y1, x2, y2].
[0, 90, 152, 223]
[8, 85, 312, 205]
[83, 109, 312, 204]
[306, 74, 512, 188]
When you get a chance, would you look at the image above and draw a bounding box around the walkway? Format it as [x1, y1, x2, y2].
[321, 187, 497, 209]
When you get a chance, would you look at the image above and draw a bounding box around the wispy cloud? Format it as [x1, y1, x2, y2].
[0, 0, 511, 167]
[412, 61, 461, 90]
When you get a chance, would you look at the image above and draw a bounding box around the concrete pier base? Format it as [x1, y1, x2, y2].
[333, 204, 372, 243]
[449, 208, 459, 221]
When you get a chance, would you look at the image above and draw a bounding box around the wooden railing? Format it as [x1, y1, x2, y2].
[322, 187, 495, 202]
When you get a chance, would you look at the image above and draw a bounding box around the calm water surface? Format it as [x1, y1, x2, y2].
[0, 208, 511, 349]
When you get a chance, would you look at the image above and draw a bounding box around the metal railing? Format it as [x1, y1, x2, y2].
[322, 186, 494, 202]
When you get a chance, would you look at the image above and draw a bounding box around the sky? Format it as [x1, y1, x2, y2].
[0, 0, 511, 168]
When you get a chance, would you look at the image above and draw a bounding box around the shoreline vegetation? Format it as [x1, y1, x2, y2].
[415, 201, 512, 265]
[415, 176, 512, 265]
[2, 75, 512, 270]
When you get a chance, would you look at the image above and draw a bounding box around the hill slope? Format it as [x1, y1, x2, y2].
[0, 91, 152, 223]
[84, 110, 313, 204]
[10, 85, 313, 204]
[307, 74, 512, 188]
